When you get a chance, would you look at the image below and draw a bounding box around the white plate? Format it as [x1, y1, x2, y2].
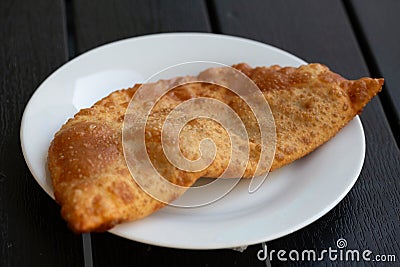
[20, 33, 365, 249]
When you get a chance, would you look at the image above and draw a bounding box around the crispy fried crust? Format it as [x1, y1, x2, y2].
[48, 63, 383, 232]
[233, 63, 383, 170]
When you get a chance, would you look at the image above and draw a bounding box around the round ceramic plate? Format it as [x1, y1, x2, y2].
[20, 33, 365, 249]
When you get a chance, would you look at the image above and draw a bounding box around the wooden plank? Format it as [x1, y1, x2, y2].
[92, 233, 268, 267]
[0, 0, 84, 266]
[348, 0, 400, 142]
[72, 0, 211, 54]
[211, 0, 400, 264]
[209, 0, 367, 77]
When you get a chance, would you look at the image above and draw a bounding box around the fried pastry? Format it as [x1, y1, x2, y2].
[48, 63, 383, 232]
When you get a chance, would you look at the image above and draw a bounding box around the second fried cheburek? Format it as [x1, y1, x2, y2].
[48, 63, 383, 232]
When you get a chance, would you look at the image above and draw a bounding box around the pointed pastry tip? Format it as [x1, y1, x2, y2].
[342, 77, 384, 114]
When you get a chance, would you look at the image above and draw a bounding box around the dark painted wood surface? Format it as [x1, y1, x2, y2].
[348, 0, 400, 143]
[71, 0, 211, 54]
[1, 0, 399, 266]
[0, 0, 84, 266]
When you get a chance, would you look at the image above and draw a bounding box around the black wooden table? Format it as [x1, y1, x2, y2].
[1, 1, 399, 266]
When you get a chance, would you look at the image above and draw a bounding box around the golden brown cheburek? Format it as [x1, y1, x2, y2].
[48, 63, 383, 232]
